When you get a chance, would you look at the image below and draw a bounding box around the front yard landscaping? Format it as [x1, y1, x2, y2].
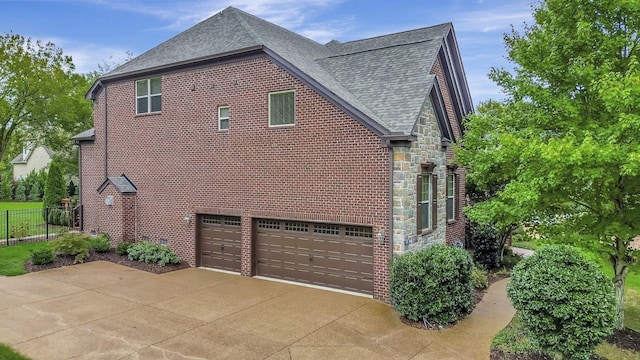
[491, 246, 640, 360]
[0, 234, 189, 276]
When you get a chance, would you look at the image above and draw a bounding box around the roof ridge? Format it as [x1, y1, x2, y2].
[228, 7, 265, 45]
[322, 38, 439, 58]
[333, 22, 451, 46]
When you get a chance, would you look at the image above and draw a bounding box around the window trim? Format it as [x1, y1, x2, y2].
[417, 163, 438, 234]
[446, 173, 456, 222]
[218, 105, 229, 131]
[268, 90, 295, 127]
[135, 78, 162, 115]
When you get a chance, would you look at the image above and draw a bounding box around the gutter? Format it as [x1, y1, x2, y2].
[85, 46, 265, 100]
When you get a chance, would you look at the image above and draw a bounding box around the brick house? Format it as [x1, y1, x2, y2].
[74, 7, 472, 302]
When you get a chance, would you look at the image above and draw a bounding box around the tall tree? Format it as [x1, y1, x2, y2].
[0, 33, 92, 171]
[456, 0, 640, 329]
[43, 161, 65, 210]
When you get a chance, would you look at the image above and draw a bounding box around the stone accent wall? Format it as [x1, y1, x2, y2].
[431, 56, 468, 247]
[392, 99, 448, 253]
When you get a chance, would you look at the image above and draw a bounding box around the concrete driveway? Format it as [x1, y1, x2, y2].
[0, 261, 515, 360]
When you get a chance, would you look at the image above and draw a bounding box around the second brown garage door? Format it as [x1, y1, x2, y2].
[199, 215, 241, 272]
[255, 219, 374, 295]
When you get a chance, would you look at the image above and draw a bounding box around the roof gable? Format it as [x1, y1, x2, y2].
[97, 175, 137, 194]
[88, 7, 472, 140]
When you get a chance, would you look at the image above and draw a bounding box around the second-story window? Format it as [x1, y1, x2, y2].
[269, 90, 295, 126]
[136, 78, 162, 114]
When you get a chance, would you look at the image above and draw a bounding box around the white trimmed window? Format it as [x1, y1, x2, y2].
[269, 90, 295, 126]
[218, 106, 229, 130]
[417, 164, 438, 233]
[136, 78, 162, 114]
[419, 174, 432, 231]
[446, 173, 456, 220]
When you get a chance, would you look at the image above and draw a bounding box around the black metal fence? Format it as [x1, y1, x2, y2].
[0, 206, 81, 246]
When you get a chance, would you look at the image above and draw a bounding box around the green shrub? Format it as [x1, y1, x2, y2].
[390, 244, 474, 324]
[468, 221, 500, 269]
[115, 241, 133, 256]
[491, 313, 541, 355]
[471, 266, 489, 289]
[92, 233, 111, 253]
[506, 245, 615, 360]
[30, 248, 54, 265]
[10, 222, 29, 239]
[127, 241, 180, 266]
[501, 247, 523, 269]
[47, 209, 60, 226]
[50, 233, 90, 264]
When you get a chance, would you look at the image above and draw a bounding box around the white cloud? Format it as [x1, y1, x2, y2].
[93, 0, 344, 34]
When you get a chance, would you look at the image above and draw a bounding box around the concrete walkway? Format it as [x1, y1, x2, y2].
[0, 262, 515, 360]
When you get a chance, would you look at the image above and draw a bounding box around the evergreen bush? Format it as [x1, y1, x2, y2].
[390, 245, 474, 324]
[507, 245, 615, 359]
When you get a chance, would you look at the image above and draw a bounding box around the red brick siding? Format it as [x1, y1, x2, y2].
[81, 55, 391, 301]
[431, 56, 467, 246]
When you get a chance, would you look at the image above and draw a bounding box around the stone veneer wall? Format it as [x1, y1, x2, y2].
[392, 99, 447, 253]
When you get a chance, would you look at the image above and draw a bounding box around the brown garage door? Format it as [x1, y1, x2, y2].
[256, 219, 374, 295]
[199, 215, 241, 272]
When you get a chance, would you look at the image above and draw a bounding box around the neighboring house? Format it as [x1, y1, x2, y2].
[11, 145, 52, 180]
[75, 7, 473, 302]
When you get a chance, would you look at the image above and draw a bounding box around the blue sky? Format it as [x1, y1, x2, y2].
[1, 0, 534, 104]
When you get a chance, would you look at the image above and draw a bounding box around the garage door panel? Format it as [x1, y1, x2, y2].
[256, 220, 374, 295]
[198, 215, 241, 272]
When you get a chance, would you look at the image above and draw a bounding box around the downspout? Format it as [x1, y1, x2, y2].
[104, 85, 108, 179]
[77, 143, 83, 231]
[388, 146, 394, 260]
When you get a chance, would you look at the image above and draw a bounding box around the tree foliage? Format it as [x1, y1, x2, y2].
[0, 33, 93, 177]
[455, 0, 640, 329]
[43, 160, 65, 209]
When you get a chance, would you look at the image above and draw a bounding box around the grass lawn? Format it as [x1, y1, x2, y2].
[0, 202, 70, 242]
[0, 202, 43, 211]
[0, 343, 30, 360]
[0, 242, 50, 276]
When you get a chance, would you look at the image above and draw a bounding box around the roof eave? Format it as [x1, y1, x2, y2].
[85, 45, 266, 100]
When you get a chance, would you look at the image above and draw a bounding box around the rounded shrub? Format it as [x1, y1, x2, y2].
[468, 221, 500, 269]
[92, 233, 111, 253]
[30, 248, 54, 265]
[115, 241, 133, 256]
[471, 266, 489, 289]
[390, 244, 474, 324]
[506, 245, 615, 360]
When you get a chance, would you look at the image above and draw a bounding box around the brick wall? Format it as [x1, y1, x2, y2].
[81, 55, 391, 301]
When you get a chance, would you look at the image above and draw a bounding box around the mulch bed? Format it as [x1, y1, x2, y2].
[400, 270, 510, 330]
[489, 317, 640, 359]
[24, 248, 191, 274]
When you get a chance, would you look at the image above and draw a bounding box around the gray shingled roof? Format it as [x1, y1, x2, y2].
[94, 7, 457, 136]
[97, 176, 137, 194]
[71, 128, 95, 141]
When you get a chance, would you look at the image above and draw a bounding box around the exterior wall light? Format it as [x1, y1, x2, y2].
[184, 215, 192, 225]
[376, 230, 385, 245]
